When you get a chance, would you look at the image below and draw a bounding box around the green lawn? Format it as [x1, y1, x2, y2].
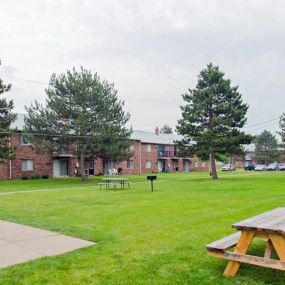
[0, 171, 284, 284]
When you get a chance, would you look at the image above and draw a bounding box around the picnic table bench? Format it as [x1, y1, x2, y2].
[99, 177, 130, 190]
[206, 207, 285, 277]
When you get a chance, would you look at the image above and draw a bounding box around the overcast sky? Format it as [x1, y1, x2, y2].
[1, 0, 285, 136]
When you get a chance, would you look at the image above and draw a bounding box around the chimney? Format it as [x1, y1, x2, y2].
[155, 127, 159, 135]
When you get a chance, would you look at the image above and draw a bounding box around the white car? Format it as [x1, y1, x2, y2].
[267, 163, 279, 171]
[255, 164, 267, 171]
[279, 163, 285, 171]
[221, 164, 236, 171]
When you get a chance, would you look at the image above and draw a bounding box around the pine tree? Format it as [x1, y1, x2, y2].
[176, 63, 251, 179]
[255, 130, 279, 164]
[160, 124, 173, 134]
[24, 67, 132, 181]
[0, 60, 17, 163]
[278, 113, 285, 145]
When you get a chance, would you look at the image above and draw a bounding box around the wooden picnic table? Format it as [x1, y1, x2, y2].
[99, 177, 130, 190]
[207, 207, 285, 277]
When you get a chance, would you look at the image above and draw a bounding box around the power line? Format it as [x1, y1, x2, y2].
[1, 75, 47, 86]
[244, 117, 280, 129]
[122, 96, 179, 105]
[0, 130, 132, 140]
[1, 75, 181, 105]
[247, 122, 280, 133]
[1, 74, 284, 129]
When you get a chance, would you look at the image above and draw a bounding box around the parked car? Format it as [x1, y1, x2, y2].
[254, 164, 267, 171]
[244, 164, 255, 171]
[221, 164, 236, 171]
[267, 163, 279, 171]
[279, 163, 285, 171]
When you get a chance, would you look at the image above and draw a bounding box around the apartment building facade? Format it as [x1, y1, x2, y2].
[0, 114, 209, 179]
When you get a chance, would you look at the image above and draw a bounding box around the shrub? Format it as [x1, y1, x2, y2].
[31, 175, 41, 179]
[42, 174, 49, 179]
[21, 176, 29, 180]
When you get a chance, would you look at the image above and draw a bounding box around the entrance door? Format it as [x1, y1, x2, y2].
[158, 160, 165, 172]
[183, 160, 190, 172]
[89, 161, 94, 175]
[60, 160, 68, 176]
[104, 161, 113, 174]
[53, 160, 68, 177]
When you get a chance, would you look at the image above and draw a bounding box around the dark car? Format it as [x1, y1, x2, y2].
[244, 164, 255, 171]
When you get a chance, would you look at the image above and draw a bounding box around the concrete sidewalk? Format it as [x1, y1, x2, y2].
[0, 220, 95, 269]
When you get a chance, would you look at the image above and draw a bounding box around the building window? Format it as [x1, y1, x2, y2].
[21, 135, 31, 145]
[129, 145, 134, 151]
[146, 144, 151, 152]
[195, 162, 198, 168]
[146, 160, 151, 169]
[202, 162, 205, 167]
[22, 160, 33, 171]
[127, 160, 134, 169]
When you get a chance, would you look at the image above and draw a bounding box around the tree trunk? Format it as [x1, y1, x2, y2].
[210, 149, 218, 179]
[80, 151, 88, 182]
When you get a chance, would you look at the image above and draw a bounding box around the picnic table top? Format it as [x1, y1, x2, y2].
[102, 177, 129, 181]
[232, 207, 285, 235]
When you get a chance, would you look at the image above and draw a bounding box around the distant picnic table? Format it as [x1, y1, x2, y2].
[99, 177, 130, 190]
[206, 207, 285, 277]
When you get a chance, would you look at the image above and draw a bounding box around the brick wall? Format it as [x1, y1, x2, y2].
[0, 133, 213, 180]
[140, 143, 158, 173]
[100, 142, 195, 175]
[114, 140, 141, 174]
[0, 163, 9, 179]
[11, 133, 52, 178]
[190, 156, 209, 172]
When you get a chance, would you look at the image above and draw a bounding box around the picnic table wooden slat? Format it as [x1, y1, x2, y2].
[232, 208, 285, 235]
[207, 207, 285, 277]
[206, 232, 240, 253]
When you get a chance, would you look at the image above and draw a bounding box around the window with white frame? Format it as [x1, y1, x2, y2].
[146, 160, 152, 169]
[146, 144, 151, 152]
[21, 160, 33, 171]
[127, 160, 134, 169]
[21, 135, 31, 145]
[129, 144, 134, 151]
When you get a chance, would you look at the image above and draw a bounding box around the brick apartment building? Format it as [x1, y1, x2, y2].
[0, 114, 209, 179]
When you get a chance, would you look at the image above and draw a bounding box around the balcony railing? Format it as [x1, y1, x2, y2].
[158, 150, 177, 158]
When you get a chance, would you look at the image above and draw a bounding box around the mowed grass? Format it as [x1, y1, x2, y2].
[0, 171, 284, 284]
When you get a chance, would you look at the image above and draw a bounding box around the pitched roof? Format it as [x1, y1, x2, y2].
[131, 130, 183, 145]
[11, 113, 191, 145]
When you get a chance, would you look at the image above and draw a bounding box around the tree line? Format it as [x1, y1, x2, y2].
[0, 59, 284, 181]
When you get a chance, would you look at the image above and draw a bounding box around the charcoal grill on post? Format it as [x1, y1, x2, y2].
[147, 175, 157, 192]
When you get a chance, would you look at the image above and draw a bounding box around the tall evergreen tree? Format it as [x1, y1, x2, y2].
[278, 113, 285, 145]
[255, 130, 279, 164]
[277, 113, 285, 160]
[160, 124, 173, 134]
[176, 63, 251, 179]
[24, 67, 132, 181]
[0, 60, 17, 163]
